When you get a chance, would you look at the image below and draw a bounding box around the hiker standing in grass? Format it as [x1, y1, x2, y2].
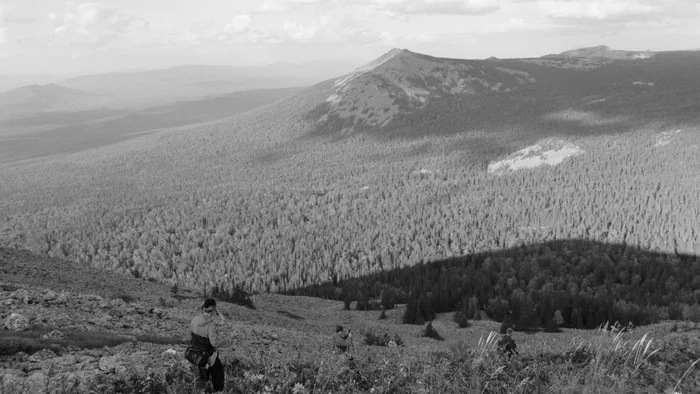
[497, 328, 518, 358]
[190, 298, 227, 392]
[334, 325, 354, 360]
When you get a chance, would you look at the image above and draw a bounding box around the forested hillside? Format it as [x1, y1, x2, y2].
[293, 239, 700, 329]
[1, 48, 699, 331]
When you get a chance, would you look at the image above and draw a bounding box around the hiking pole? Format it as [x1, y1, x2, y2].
[350, 331, 356, 354]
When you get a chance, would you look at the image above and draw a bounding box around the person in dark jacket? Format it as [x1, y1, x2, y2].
[497, 328, 518, 358]
[190, 298, 227, 392]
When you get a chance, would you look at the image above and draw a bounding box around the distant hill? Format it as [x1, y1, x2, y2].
[305, 46, 700, 136]
[544, 45, 655, 60]
[58, 61, 360, 109]
[0, 84, 109, 118]
[0, 87, 302, 163]
[0, 58, 361, 120]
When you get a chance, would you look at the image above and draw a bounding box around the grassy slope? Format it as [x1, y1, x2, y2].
[1, 247, 698, 393]
[0, 247, 172, 305]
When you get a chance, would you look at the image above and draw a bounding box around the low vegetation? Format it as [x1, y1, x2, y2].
[92, 325, 699, 393]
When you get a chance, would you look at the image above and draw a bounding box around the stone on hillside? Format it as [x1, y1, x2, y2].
[162, 349, 177, 357]
[135, 304, 148, 314]
[4, 312, 30, 331]
[1, 371, 26, 393]
[98, 355, 121, 372]
[26, 371, 48, 393]
[42, 329, 65, 340]
[10, 288, 30, 303]
[43, 290, 57, 302]
[110, 298, 125, 308]
[49, 293, 68, 305]
[150, 307, 164, 317]
[28, 348, 57, 363]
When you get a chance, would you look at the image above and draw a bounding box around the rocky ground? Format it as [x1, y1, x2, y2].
[2, 247, 699, 393]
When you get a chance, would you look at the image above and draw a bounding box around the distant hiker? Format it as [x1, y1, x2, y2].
[334, 325, 354, 360]
[186, 298, 226, 392]
[497, 328, 518, 358]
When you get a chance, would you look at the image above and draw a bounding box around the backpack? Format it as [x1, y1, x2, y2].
[185, 346, 211, 367]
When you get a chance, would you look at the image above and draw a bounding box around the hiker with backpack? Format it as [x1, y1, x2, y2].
[497, 328, 518, 358]
[186, 298, 229, 392]
[334, 325, 354, 359]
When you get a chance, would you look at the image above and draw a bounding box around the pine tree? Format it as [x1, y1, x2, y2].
[453, 296, 470, 328]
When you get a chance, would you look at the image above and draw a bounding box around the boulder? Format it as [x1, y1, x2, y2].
[98, 355, 121, 372]
[26, 371, 48, 393]
[41, 329, 66, 340]
[28, 348, 57, 363]
[49, 293, 68, 305]
[150, 308, 164, 317]
[1, 371, 26, 393]
[10, 288, 30, 303]
[4, 312, 30, 331]
[43, 290, 57, 303]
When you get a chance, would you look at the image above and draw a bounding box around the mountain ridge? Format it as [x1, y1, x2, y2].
[305, 46, 700, 135]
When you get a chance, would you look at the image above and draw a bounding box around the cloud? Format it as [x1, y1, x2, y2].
[353, 0, 499, 15]
[398, 0, 500, 14]
[254, 0, 323, 13]
[224, 15, 251, 34]
[537, 0, 656, 21]
[0, 7, 6, 44]
[51, 2, 148, 48]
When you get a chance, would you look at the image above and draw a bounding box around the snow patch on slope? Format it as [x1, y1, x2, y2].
[655, 129, 681, 147]
[488, 139, 584, 175]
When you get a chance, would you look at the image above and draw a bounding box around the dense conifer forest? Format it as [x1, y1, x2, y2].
[1, 51, 699, 331]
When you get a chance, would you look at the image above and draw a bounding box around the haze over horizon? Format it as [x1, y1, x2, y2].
[1, 0, 699, 76]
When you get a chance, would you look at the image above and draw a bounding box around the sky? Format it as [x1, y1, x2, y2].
[0, 0, 699, 75]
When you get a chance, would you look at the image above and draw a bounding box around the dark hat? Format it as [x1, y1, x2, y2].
[203, 298, 217, 311]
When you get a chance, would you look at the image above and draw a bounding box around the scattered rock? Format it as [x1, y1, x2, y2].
[41, 329, 66, 340]
[115, 365, 128, 377]
[26, 371, 48, 392]
[162, 349, 177, 357]
[43, 290, 57, 303]
[98, 355, 121, 372]
[1, 371, 26, 393]
[49, 293, 68, 305]
[10, 288, 30, 303]
[4, 312, 30, 331]
[150, 308, 164, 317]
[28, 349, 57, 363]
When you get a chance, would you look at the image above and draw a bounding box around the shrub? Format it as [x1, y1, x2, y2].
[423, 321, 444, 341]
[211, 285, 255, 309]
[454, 296, 470, 328]
[112, 291, 136, 304]
[364, 330, 404, 347]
